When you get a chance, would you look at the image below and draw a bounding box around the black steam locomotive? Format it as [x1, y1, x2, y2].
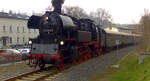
[27, 11, 104, 70]
[26, 0, 139, 70]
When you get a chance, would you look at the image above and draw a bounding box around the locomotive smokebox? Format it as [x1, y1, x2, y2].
[27, 15, 41, 29]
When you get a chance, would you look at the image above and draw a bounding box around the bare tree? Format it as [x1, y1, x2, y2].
[139, 9, 150, 51]
[1, 9, 4, 12]
[95, 8, 112, 27]
[45, 5, 53, 11]
[45, 5, 112, 27]
[96, 8, 111, 20]
[63, 6, 88, 18]
[88, 8, 112, 28]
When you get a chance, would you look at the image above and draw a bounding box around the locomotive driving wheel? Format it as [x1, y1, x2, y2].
[55, 57, 63, 71]
[39, 63, 45, 70]
[96, 47, 102, 56]
[36, 56, 45, 70]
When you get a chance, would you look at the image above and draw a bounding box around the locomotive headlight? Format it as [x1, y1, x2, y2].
[28, 40, 32, 44]
[60, 41, 64, 45]
[45, 16, 49, 20]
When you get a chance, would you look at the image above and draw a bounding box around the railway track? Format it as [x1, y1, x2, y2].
[4, 52, 103, 80]
[4, 46, 133, 81]
[3, 53, 114, 81]
[4, 55, 92, 81]
[4, 64, 71, 81]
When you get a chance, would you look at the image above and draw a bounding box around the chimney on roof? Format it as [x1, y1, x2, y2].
[9, 10, 13, 14]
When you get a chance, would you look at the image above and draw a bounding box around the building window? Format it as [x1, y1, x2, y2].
[23, 26, 25, 33]
[9, 25, 13, 33]
[17, 37, 19, 43]
[3, 25, 6, 32]
[9, 37, 12, 44]
[23, 37, 25, 43]
[17, 26, 19, 33]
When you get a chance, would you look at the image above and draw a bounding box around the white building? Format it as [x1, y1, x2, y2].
[0, 12, 39, 47]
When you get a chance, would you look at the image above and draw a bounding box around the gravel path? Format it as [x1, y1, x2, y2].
[49, 46, 137, 81]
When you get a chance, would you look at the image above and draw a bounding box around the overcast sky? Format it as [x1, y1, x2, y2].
[0, 0, 150, 24]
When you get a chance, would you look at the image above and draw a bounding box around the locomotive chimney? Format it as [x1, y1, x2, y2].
[51, 0, 65, 13]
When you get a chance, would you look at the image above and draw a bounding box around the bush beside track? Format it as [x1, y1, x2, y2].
[91, 46, 150, 81]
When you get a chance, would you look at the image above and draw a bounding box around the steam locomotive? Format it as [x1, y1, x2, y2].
[27, 11, 105, 70]
[26, 0, 140, 70]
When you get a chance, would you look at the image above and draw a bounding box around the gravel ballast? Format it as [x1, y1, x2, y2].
[0, 61, 38, 81]
[0, 46, 136, 81]
[49, 46, 136, 81]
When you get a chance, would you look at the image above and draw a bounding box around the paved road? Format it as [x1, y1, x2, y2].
[49, 46, 137, 81]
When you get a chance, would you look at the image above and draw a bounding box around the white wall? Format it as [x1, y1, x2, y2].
[0, 17, 39, 46]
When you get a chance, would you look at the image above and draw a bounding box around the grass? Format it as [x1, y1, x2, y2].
[91, 49, 150, 81]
